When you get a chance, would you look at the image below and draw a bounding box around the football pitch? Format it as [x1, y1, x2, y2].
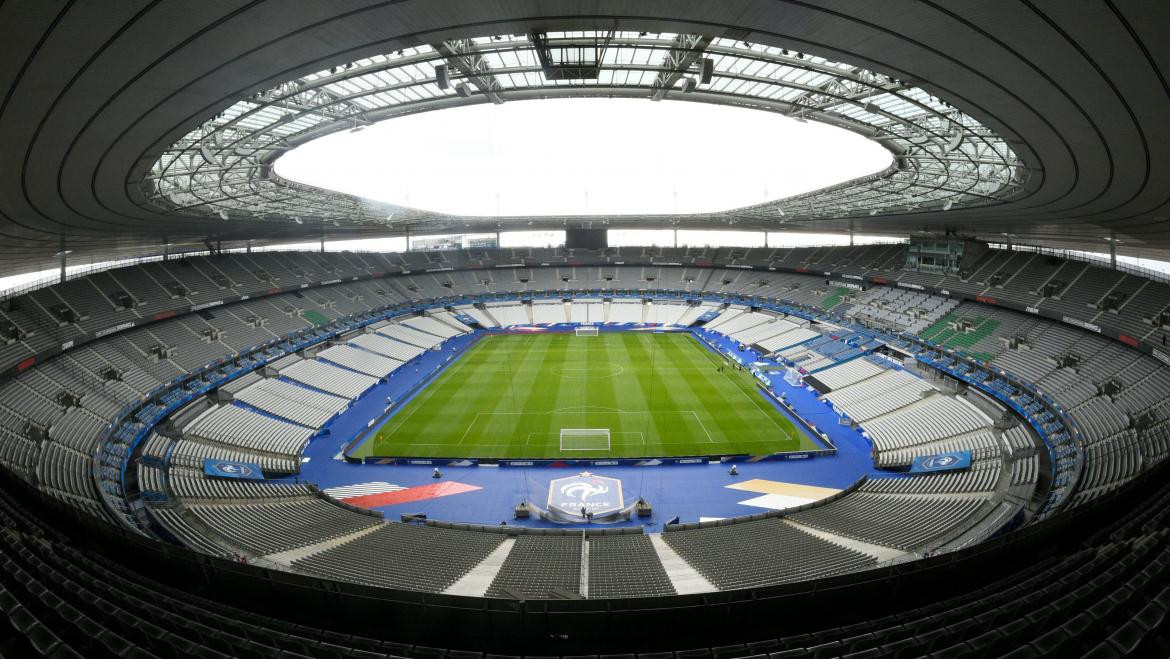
[354, 331, 821, 459]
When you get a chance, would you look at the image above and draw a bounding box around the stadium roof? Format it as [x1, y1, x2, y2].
[1, 1, 1169, 271]
[149, 33, 1019, 226]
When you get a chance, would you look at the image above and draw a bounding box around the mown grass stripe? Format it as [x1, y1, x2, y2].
[372, 332, 819, 458]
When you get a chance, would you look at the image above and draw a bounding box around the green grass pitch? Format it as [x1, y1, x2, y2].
[353, 331, 821, 459]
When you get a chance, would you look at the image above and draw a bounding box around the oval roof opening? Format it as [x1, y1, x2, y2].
[274, 97, 893, 217]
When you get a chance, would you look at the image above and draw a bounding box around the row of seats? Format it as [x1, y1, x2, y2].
[186, 499, 382, 557]
[662, 518, 877, 590]
[789, 492, 989, 551]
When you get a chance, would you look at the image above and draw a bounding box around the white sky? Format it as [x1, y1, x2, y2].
[274, 97, 893, 216]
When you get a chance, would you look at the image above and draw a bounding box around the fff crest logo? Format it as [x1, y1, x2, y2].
[548, 472, 624, 515]
[214, 461, 257, 478]
[920, 454, 961, 470]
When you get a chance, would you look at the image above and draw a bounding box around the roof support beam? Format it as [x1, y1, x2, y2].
[650, 34, 714, 101]
[432, 39, 505, 104]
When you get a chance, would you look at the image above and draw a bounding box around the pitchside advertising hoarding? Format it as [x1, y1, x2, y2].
[909, 450, 972, 474]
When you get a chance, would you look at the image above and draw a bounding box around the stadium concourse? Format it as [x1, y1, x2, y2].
[4, 1, 1170, 656]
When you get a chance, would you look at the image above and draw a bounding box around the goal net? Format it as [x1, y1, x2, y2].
[575, 326, 599, 337]
[560, 428, 610, 451]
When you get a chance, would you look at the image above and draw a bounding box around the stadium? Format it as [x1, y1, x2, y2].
[1, 1, 1170, 657]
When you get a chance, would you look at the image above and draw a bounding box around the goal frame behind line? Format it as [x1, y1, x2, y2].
[575, 326, 599, 337]
[560, 428, 610, 451]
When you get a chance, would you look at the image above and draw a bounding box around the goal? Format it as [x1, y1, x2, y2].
[575, 326, 599, 337]
[560, 428, 611, 451]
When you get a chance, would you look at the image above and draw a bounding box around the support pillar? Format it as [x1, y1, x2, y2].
[1110, 239, 1117, 269]
[58, 237, 67, 284]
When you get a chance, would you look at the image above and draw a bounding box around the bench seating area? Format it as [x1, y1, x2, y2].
[587, 535, 676, 598]
[184, 404, 313, 456]
[825, 369, 935, 422]
[278, 359, 378, 399]
[375, 323, 443, 349]
[168, 471, 315, 501]
[813, 358, 887, 391]
[864, 460, 1002, 495]
[531, 301, 565, 324]
[663, 518, 877, 590]
[756, 326, 819, 352]
[486, 536, 583, 599]
[790, 491, 989, 551]
[233, 379, 349, 428]
[351, 332, 425, 363]
[315, 344, 401, 378]
[186, 498, 382, 557]
[861, 396, 989, 452]
[291, 523, 505, 593]
[170, 438, 300, 474]
[401, 315, 461, 338]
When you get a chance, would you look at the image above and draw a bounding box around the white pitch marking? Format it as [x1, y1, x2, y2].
[689, 410, 715, 443]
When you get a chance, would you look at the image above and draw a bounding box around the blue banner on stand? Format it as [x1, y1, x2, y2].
[203, 458, 264, 480]
[909, 451, 972, 473]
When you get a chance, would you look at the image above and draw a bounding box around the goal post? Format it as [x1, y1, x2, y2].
[560, 428, 610, 451]
[575, 326, 599, 336]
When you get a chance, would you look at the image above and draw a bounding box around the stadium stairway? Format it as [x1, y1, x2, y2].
[648, 534, 716, 595]
[442, 537, 516, 597]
